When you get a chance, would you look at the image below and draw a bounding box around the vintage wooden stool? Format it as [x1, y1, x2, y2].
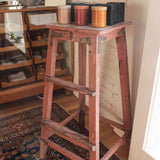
[40, 22, 132, 160]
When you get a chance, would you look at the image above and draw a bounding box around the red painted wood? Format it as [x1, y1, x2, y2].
[79, 43, 87, 126]
[60, 109, 80, 126]
[40, 29, 58, 159]
[42, 138, 84, 160]
[40, 23, 132, 160]
[116, 31, 132, 144]
[45, 76, 96, 96]
[46, 21, 131, 36]
[101, 136, 125, 160]
[89, 37, 100, 160]
[41, 120, 96, 151]
[45, 109, 80, 140]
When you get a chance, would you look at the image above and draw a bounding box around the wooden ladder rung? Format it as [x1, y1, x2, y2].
[60, 109, 81, 126]
[101, 136, 125, 160]
[45, 76, 96, 96]
[41, 119, 96, 151]
[41, 138, 84, 160]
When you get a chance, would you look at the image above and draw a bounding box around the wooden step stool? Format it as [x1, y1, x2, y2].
[40, 22, 132, 160]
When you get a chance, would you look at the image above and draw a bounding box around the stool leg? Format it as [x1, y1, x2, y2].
[78, 43, 86, 127]
[40, 30, 58, 159]
[116, 30, 132, 145]
[89, 38, 100, 160]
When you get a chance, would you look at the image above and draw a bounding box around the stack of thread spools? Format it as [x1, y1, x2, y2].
[57, 2, 125, 28]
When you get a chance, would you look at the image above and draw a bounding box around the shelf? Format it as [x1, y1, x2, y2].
[34, 58, 46, 64]
[1, 75, 35, 88]
[34, 53, 65, 64]
[31, 41, 48, 47]
[0, 74, 72, 104]
[0, 42, 30, 53]
[29, 24, 46, 31]
[0, 59, 33, 71]
[0, 23, 27, 34]
[37, 68, 68, 80]
[0, 6, 57, 14]
[0, 66, 35, 88]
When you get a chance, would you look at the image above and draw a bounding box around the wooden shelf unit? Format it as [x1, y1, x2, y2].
[0, 23, 28, 34]
[0, 74, 72, 104]
[0, 59, 33, 71]
[0, 42, 30, 52]
[0, 7, 74, 104]
[31, 41, 48, 47]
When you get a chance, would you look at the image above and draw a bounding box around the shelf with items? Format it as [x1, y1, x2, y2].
[32, 45, 65, 65]
[29, 24, 46, 31]
[31, 41, 48, 47]
[0, 7, 74, 104]
[0, 74, 72, 104]
[0, 66, 36, 88]
[0, 49, 33, 70]
[35, 60, 68, 81]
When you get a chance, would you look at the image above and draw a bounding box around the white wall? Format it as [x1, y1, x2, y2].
[126, 0, 150, 117]
[129, 0, 160, 158]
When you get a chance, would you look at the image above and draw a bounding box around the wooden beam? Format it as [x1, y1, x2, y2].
[45, 76, 96, 96]
[116, 31, 132, 144]
[60, 109, 80, 126]
[79, 42, 87, 126]
[101, 136, 125, 160]
[41, 138, 84, 160]
[41, 119, 96, 151]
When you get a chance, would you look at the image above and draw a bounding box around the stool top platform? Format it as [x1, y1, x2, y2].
[46, 21, 131, 35]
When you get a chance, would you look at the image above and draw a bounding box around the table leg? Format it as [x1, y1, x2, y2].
[78, 43, 86, 127]
[40, 30, 58, 159]
[89, 37, 100, 160]
[116, 30, 132, 145]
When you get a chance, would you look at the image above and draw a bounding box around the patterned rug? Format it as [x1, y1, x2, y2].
[0, 103, 120, 160]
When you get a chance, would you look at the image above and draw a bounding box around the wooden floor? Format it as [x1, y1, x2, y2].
[0, 93, 129, 160]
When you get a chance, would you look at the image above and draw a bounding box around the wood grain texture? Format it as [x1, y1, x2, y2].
[45, 76, 96, 96]
[42, 119, 96, 151]
[101, 136, 125, 160]
[47, 22, 131, 36]
[40, 23, 131, 160]
[40, 30, 58, 159]
[42, 138, 84, 160]
[116, 32, 132, 144]
[0, 6, 57, 14]
[0, 76, 72, 104]
[89, 37, 100, 160]
[78, 43, 86, 127]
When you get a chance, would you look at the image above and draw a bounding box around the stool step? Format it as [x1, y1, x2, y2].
[41, 119, 96, 151]
[45, 76, 96, 96]
[41, 138, 84, 160]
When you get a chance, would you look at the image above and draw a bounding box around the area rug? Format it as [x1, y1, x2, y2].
[0, 103, 120, 160]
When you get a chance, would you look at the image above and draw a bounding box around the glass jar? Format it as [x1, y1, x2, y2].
[58, 5, 71, 24]
[92, 6, 107, 28]
[74, 6, 89, 26]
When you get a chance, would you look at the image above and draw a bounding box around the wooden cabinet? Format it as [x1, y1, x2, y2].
[0, 7, 73, 104]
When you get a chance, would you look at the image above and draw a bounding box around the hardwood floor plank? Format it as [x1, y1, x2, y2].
[0, 93, 129, 159]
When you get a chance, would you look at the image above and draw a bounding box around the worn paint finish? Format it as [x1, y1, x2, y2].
[41, 22, 131, 160]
